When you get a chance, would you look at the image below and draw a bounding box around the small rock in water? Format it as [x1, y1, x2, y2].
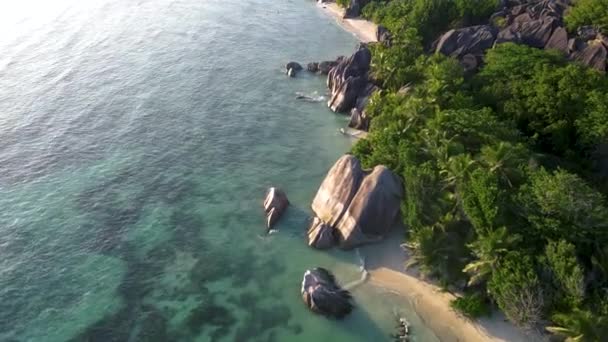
[263, 187, 289, 230]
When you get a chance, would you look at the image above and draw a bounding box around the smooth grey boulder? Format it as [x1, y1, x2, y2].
[435, 25, 498, 58]
[572, 42, 607, 72]
[301, 268, 353, 319]
[312, 155, 364, 228]
[307, 217, 336, 249]
[545, 26, 569, 53]
[344, 0, 370, 18]
[348, 108, 370, 131]
[335, 165, 403, 249]
[327, 46, 371, 113]
[310, 155, 403, 249]
[263, 187, 289, 229]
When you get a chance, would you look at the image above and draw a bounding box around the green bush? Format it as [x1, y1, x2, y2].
[543, 240, 585, 310]
[336, 0, 350, 8]
[475, 43, 608, 155]
[565, 0, 608, 33]
[450, 293, 491, 319]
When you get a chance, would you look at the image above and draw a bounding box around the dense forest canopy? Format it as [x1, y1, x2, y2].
[339, 0, 608, 339]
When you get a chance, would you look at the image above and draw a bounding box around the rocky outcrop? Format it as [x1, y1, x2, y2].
[436, 25, 498, 58]
[348, 108, 369, 131]
[263, 187, 289, 229]
[285, 62, 303, 77]
[573, 42, 607, 72]
[309, 155, 403, 249]
[307, 217, 335, 249]
[301, 268, 353, 319]
[327, 46, 372, 113]
[433, 0, 607, 72]
[545, 26, 569, 53]
[344, 0, 370, 18]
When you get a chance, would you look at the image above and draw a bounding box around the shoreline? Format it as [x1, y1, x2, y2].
[357, 231, 545, 342]
[317, 2, 378, 43]
[314, 5, 546, 341]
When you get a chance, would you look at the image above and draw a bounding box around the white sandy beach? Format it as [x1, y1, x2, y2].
[317, 2, 378, 43]
[358, 230, 546, 342]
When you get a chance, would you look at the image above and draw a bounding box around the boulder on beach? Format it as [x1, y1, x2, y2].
[263, 187, 289, 229]
[301, 267, 353, 319]
[376, 25, 392, 46]
[310, 155, 403, 249]
[335, 165, 403, 249]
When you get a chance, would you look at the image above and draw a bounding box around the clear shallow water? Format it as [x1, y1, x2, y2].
[0, 1, 440, 341]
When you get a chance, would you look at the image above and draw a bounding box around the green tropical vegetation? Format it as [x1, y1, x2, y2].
[351, 0, 608, 339]
[564, 0, 608, 33]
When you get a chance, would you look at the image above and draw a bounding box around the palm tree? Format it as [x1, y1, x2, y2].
[463, 227, 520, 287]
[480, 142, 527, 188]
[546, 309, 608, 342]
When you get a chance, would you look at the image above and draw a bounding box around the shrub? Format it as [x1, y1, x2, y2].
[565, 0, 608, 33]
[451, 293, 491, 319]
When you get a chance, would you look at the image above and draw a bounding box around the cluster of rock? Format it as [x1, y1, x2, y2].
[307, 58, 342, 75]
[307, 154, 403, 250]
[327, 45, 379, 131]
[434, 0, 607, 72]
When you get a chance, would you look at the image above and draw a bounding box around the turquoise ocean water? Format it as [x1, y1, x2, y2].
[0, 1, 440, 341]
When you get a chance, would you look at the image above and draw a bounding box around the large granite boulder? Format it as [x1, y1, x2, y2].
[301, 268, 353, 319]
[327, 46, 372, 113]
[545, 26, 569, 53]
[263, 187, 289, 229]
[311, 155, 364, 228]
[572, 42, 607, 72]
[334, 165, 403, 249]
[435, 25, 498, 58]
[310, 155, 403, 249]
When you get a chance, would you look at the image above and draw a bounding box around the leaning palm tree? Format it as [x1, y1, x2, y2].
[546, 309, 608, 342]
[463, 227, 521, 286]
[480, 142, 527, 188]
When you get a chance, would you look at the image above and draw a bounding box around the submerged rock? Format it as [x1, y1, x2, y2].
[301, 267, 353, 319]
[263, 187, 289, 229]
[310, 155, 403, 249]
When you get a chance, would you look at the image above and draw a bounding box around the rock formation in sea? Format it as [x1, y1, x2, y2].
[263, 187, 289, 229]
[327, 45, 375, 114]
[301, 267, 353, 319]
[308, 154, 403, 249]
[285, 62, 303, 77]
[433, 0, 607, 72]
